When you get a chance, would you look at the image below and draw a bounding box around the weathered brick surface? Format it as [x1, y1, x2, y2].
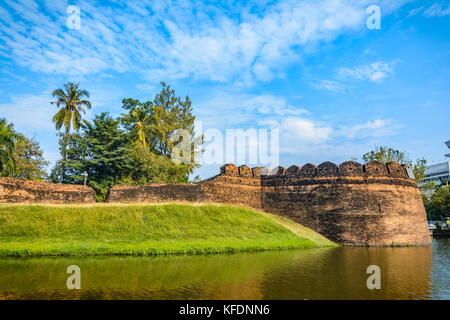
[238, 165, 252, 177]
[107, 160, 431, 246]
[0, 178, 96, 203]
[286, 165, 301, 176]
[107, 183, 206, 203]
[339, 161, 363, 176]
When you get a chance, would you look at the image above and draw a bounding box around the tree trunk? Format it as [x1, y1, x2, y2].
[62, 127, 69, 183]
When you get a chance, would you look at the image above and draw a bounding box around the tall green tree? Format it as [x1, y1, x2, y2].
[50, 113, 133, 201]
[10, 135, 48, 180]
[0, 119, 18, 176]
[122, 82, 203, 174]
[51, 82, 91, 181]
[151, 82, 196, 158]
[121, 98, 153, 149]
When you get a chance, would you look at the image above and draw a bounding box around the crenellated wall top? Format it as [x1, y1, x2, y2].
[219, 161, 414, 180]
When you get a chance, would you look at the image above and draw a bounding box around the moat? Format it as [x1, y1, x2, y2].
[0, 238, 448, 300]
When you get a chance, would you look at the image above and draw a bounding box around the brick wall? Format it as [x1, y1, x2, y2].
[107, 161, 431, 246]
[0, 178, 96, 204]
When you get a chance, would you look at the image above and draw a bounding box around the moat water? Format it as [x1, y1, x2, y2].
[0, 238, 448, 300]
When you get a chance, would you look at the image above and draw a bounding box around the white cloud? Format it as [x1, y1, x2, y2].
[194, 91, 332, 157]
[0, 94, 55, 132]
[257, 116, 332, 154]
[135, 83, 157, 93]
[195, 92, 308, 129]
[407, 3, 450, 18]
[337, 61, 395, 83]
[0, 0, 408, 84]
[312, 79, 347, 93]
[312, 61, 396, 93]
[248, 95, 307, 116]
[339, 118, 400, 138]
[280, 117, 332, 144]
[271, 117, 399, 154]
[407, 6, 424, 17]
[423, 3, 450, 17]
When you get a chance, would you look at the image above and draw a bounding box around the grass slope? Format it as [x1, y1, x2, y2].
[0, 203, 336, 257]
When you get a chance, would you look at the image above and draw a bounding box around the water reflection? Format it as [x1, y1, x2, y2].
[0, 240, 445, 300]
[430, 238, 450, 300]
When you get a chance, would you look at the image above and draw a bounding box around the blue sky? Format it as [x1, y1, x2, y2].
[0, 0, 449, 179]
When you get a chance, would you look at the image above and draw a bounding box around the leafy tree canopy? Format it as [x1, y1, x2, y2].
[120, 98, 154, 149]
[423, 185, 450, 220]
[51, 82, 91, 134]
[0, 119, 19, 176]
[10, 135, 48, 180]
[118, 147, 190, 186]
[50, 113, 133, 201]
[362, 146, 409, 164]
[1, 119, 48, 180]
[431, 185, 450, 220]
[121, 82, 203, 174]
[361, 146, 427, 183]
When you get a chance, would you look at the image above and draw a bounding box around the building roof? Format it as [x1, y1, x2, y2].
[425, 162, 450, 176]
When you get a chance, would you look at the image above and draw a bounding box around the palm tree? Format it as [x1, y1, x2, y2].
[130, 106, 151, 148]
[0, 119, 18, 176]
[51, 82, 91, 181]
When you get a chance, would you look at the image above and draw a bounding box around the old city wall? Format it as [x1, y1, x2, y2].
[0, 178, 96, 203]
[107, 164, 263, 209]
[107, 161, 431, 246]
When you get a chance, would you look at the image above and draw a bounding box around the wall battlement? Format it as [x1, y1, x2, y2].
[218, 161, 412, 178]
[107, 160, 431, 246]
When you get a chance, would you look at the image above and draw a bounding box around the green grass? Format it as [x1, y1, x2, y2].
[0, 203, 336, 257]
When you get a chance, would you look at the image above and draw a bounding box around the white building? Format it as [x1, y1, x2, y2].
[421, 141, 450, 185]
[421, 162, 450, 185]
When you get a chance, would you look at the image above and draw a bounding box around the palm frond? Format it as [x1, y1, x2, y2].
[51, 82, 91, 136]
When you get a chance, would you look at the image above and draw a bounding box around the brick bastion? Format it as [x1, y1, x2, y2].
[107, 160, 432, 246]
[0, 178, 96, 203]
